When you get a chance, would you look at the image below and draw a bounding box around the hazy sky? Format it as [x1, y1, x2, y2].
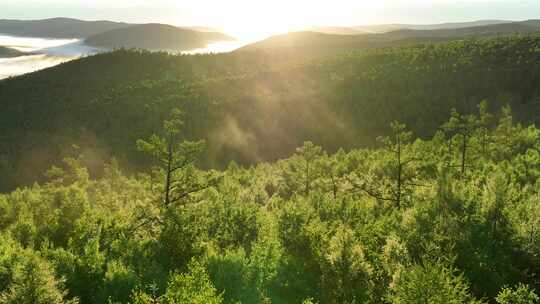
[2, 0, 540, 39]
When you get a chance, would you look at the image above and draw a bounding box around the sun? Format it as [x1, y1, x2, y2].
[220, 12, 303, 42]
[175, 0, 379, 42]
[204, 0, 321, 41]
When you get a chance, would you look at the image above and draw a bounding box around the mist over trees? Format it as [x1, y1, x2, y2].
[1, 104, 540, 303]
[1, 35, 540, 192]
[2, 29, 540, 303]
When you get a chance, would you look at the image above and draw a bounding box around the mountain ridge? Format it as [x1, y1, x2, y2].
[0, 17, 131, 38]
[240, 22, 540, 57]
[0, 17, 233, 42]
[84, 23, 235, 51]
[354, 19, 514, 33]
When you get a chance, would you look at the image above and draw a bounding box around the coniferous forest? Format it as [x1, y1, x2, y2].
[1, 31, 540, 303]
[1, 36, 540, 191]
[2, 101, 540, 304]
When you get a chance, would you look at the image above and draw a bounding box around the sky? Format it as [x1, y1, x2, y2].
[2, 0, 540, 39]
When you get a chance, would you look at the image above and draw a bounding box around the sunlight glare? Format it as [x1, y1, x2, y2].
[195, 0, 374, 41]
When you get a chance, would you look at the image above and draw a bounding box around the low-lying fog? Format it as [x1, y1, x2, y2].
[0, 35, 102, 79]
[0, 35, 247, 79]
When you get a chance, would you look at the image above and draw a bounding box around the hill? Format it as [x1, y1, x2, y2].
[84, 23, 235, 51]
[304, 26, 368, 35]
[383, 23, 540, 39]
[240, 31, 367, 51]
[0, 46, 23, 58]
[520, 19, 540, 28]
[0, 17, 130, 38]
[0, 35, 540, 191]
[239, 23, 540, 59]
[274, 21, 515, 36]
[236, 31, 446, 58]
[356, 19, 513, 33]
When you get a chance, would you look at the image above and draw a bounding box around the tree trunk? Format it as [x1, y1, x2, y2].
[396, 135, 402, 208]
[164, 137, 173, 206]
[461, 133, 467, 179]
[305, 161, 310, 196]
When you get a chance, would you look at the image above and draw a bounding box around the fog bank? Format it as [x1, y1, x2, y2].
[0, 35, 103, 79]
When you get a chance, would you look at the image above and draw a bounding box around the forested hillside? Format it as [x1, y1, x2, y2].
[84, 24, 234, 51]
[1, 35, 540, 191]
[0, 18, 233, 53]
[297, 20, 514, 35]
[355, 20, 513, 33]
[241, 23, 540, 57]
[1, 104, 540, 303]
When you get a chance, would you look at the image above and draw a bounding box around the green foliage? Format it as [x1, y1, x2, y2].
[3, 35, 540, 192]
[0, 240, 78, 304]
[162, 259, 223, 304]
[130, 260, 222, 304]
[0, 104, 539, 303]
[388, 258, 482, 304]
[136, 108, 211, 207]
[496, 284, 539, 304]
[320, 224, 374, 303]
[279, 141, 324, 197]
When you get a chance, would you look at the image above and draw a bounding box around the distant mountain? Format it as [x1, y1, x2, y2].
[187, 26, 223, 33]
[241, 31, 363, 50]
[518, 20, 540, 28]
[0, 17, 131, 38]
[356, 20, 513, 33]
[383, 23, 540, 39]
[303, 26, 367, 35]
[0, 46, 23, 58]
[0, 18, 234, 46]
[305, 21, 512, 35]
[241, 22, 540, 57]
[238, 30, 427, 55]
[84, 23, 235, 52]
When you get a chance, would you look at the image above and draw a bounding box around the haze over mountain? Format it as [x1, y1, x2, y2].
[85, 23, 235, 52]
[0, 17, 533, 42]
[521, 19, 540, 27]
[0, 17, 131, 38]
[1, 18, 537, 55]
[382, 22, 540, 39]
[243, 21, 540, 57]
[297, 20, 518, 35]
[0, 18, 236, 52]
[302, 26, 368, 35]
[355, 19, 514, 33]
[1, 17, 540, 80]
[0, 18, 240, 79]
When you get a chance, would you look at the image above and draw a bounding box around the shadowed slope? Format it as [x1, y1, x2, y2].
[85, 24, 235, 51]
[0, 46, 24, 58]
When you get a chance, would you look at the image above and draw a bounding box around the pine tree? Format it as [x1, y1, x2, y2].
[137, 109, 219, 207]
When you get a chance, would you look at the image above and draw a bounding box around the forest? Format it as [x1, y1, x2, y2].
[1, 35, 540, 191]
[2, 32, 540, 303]
[1, 102, 540, 303]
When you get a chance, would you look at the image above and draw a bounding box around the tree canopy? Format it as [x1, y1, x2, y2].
[1, 104, 540, 303]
